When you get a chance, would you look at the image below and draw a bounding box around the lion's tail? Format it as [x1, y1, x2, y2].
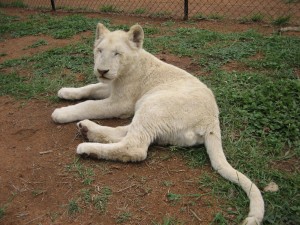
[204, 124, 264, 225]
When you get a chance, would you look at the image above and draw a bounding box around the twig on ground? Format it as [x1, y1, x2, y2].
[39, 150, 53, 155]
[190, 209, 202, 222]
[116, 184, 137, 193]
[24, 214, 46, 225]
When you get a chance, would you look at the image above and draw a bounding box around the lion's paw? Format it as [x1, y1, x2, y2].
[77, 120, 100, 141]
[76, 143, 89, 155]
[51, 108, 69, 123]
[58, 88, 80, 100]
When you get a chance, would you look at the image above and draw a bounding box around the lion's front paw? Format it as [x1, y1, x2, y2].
[58, 88, 80, 100]
[51, 108, 67, 123]
[76, 143, 89, 155]
[76, 143, 98, 158]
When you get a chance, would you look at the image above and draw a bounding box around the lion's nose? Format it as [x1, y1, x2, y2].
[97, 69, 109, 76]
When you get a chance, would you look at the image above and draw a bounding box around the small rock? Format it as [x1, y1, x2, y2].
[264, 181, 279, 192]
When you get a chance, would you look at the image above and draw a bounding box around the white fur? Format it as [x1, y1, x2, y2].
[51, 23, 264, 224]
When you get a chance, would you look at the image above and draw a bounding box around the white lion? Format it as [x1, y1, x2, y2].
[51, 23, 264, 224]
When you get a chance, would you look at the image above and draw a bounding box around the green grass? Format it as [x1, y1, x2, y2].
[93, 187, 112, 213]
[250, 13, 264, 22]
[272, 15, 291, 26]
[116, 212, 132, 223]
[68, 199, 80, 215]
[153, 216, 184, 225]
[100, 5, 120, 13]
[0, 11, 299, 224]
[132, 8, 146, 15]
[0, 13, 109, 39]
[0, 207, 4, 220]
[66, 157, 95, 185]
[24, 39, 48, 49]
[0, 0, 27, 8]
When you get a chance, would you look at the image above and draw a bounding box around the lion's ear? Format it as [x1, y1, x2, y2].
[95, 23, 110, 41]
[128, 24, 144, 49]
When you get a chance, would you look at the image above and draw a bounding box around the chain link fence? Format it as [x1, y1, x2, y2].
[1, 0, 299, 24]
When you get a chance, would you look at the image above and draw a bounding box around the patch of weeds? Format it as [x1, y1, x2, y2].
[150, 11, 172, 18]
[166, 192, 201, 205]
[0, 207, 4, 219]
[100, 5, 120, 13]
[132, 8, 146, 15]
[250, 13, 264, 22]
[0, 0, 27, 8]
[272, 15, 291, 26]
[116, 211, 131, 223]
[211, 212, 228, 225]
[170, 146, 208, 167]
[208, 14, 224, 20]
[93, 187, 112, 213]
[24, 39, 48, 49]
[192, 13, 207, 21]
[0, 193, 16, 220]
[66, 157, 95, 185]
[68, 199, 80, 215]
[81, 188, 92, 203]
[161, 20, 176, 27]
[284, 0, 300, 2]
[143, 26, 159, 35]
[0, 13, 107, 39]
[153, 216, 184, 225]
[162, 180, 173, 187]
[49, 211, 60, 222]
[166, 193, 182, 203]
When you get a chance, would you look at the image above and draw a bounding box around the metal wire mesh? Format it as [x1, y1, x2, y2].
[1, 0, 299, 24]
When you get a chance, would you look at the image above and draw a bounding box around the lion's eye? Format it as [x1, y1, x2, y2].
[114, 52, 120, 56]
[99, 49, 102, 53]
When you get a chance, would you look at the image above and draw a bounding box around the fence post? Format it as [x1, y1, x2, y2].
[50, 0, 56, 11]
[183, 0, 188, 20]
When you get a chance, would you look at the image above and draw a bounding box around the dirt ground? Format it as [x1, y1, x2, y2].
[0, 8, 298, 225]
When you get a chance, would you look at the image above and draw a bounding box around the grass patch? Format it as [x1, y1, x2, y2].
[0, 13, 109, 39]
[100, 5, 120, 13]
[132, 8, 146, 15]
[250, 13, 264, 22]
[93, 187, 112, 213]
[116, 212, 131, 223]
[150, 11, 172, 18]
[68, 199, 80, 215]
[272, 15, 291, 26]
[0, 0, 27, 8]
[66, 157, 95, 185]
[23, 39, 48, 49]
[153, 216, 184, 225]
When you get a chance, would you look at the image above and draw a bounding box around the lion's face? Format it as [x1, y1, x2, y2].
[93, 24, 144, 83]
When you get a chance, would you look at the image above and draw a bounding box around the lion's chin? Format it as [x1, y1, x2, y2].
[97, 76, 113, 83]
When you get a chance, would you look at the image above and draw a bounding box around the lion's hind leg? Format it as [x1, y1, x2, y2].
[77, 119, 128, 143]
